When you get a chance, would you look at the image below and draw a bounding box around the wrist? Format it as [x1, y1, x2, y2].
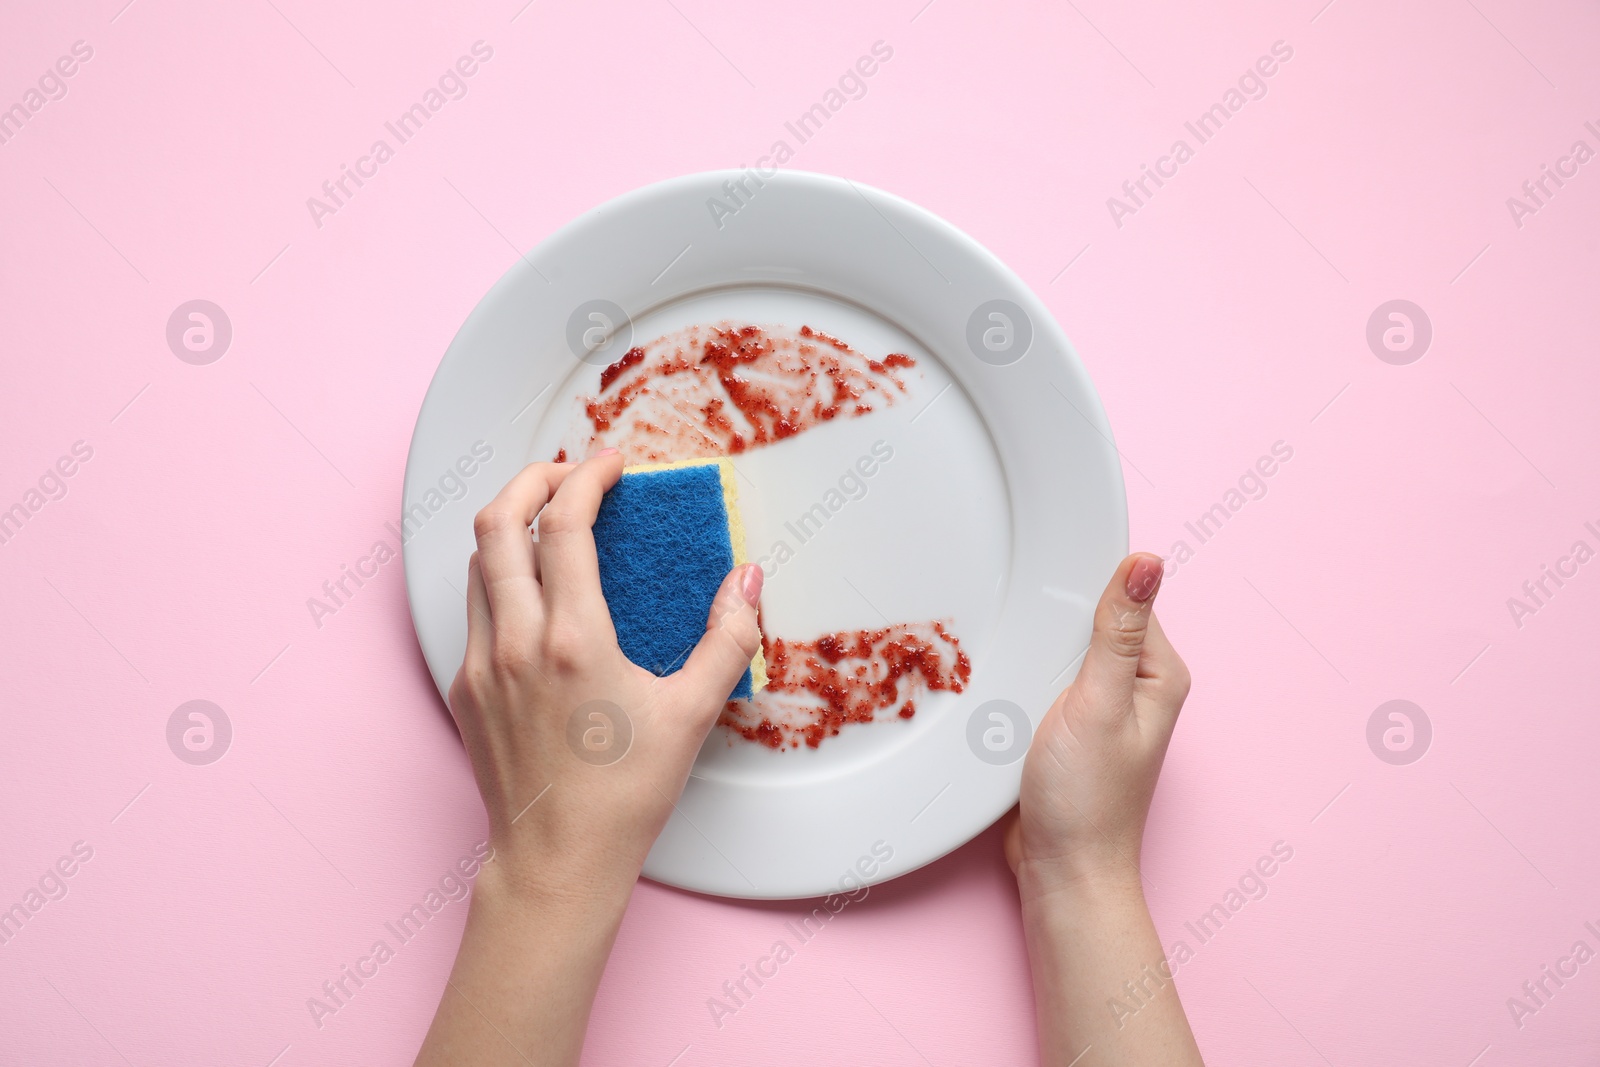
[1016, 853, 1146, 914]
[473, 839, 640, 923]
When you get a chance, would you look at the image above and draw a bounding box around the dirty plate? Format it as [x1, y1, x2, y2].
[402, 170, 1126, 899]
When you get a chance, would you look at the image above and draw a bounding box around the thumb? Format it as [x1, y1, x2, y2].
[1071, 553, 1165, 713]
[670, 563, 765, 717]
[1001, 806, 1023, 876]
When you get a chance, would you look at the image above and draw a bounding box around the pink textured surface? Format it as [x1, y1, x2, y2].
[2, 1, 1598, 1064]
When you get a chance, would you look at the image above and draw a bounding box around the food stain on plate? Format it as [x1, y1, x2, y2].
[554, 321, 968, 750]
[555, 322, 916, 465]
[720, 621, 971, 749]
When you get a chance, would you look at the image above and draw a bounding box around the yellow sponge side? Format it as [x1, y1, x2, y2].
[622, 457, 766, 694]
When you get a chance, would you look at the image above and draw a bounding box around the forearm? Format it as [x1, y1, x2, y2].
[1020, 868, 1203, 1067]
[414, 859, 635, 1067]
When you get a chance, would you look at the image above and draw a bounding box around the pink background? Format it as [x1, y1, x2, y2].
[3, 0, 1598, 1063]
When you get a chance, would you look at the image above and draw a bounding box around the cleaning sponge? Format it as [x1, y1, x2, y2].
[591, 457, 766, 699]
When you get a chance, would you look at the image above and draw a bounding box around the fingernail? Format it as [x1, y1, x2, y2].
[598, 447, 619, 457]
[1126, 555, 1163, 602]
[739, 563, 764, 605]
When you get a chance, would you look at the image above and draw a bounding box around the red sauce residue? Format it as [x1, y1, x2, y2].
[598, 346, 644, 391]
[720, 621, 971, 749]
[562, 323, 916, 464]
[553, 448, 567, 463]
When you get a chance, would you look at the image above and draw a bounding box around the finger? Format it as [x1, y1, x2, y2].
[667, 564, 764, 722]
[1072, 552, 1165, 719]
[448, 552, 494, 730]
[1136, 611, 1191, 729]
[1001, 806, 1023, 876]
[464, 551, 492, 664]
[537, 450, 624, 623]
[473, 463, 574, 642]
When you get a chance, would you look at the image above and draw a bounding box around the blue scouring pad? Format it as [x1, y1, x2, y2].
[591, 458, 766, 699]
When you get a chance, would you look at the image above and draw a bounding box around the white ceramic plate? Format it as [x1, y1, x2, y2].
[402, 170, 1126, 899]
